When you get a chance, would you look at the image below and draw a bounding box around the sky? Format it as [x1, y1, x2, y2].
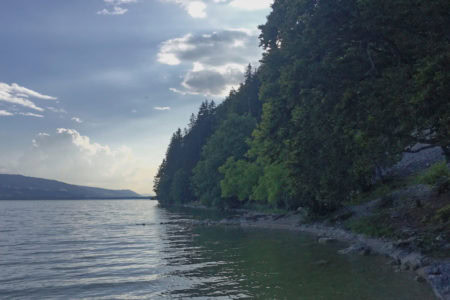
[0, 0, 273, 194]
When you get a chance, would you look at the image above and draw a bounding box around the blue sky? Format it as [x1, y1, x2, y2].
[0, 0, 272, 194]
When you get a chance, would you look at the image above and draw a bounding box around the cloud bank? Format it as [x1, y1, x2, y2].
[0, 82, 57, 112]
[10, 129, 152, 193]
[162, 0, 273, 18]
[0, 110, 13, 117]
[158, 30, 261, 96]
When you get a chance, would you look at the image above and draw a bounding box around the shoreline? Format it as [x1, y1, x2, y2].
[187, 209, 450, 300]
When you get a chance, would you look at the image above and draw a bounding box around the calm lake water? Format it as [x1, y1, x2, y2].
[0, 200, 435, 299]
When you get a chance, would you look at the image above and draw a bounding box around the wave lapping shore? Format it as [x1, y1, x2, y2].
[189, 210, 450, 300]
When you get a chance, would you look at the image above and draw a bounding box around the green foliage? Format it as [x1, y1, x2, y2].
[346, 214, 395, 238]
[415, 161, 450, 185]
[154, 68, 262, 207]
[220, 160, 296, 208]
[170, 169, 191, 204]
[252, 163, 294, 208]
[433, 204, 450, 223]
[192, 114, 256, 207]
[153, 129, 184, 205]
[155, 0, 449, 215]
[154, 101, 217, 205]
[219, 158, 261, 203]
[249, 0, 449, 213]
[346, 184, 393, 206]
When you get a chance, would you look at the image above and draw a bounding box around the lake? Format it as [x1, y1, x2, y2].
[0, 200, 435, 299]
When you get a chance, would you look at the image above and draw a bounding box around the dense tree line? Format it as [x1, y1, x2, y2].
[154, 66, 262, 207]
[154, 0, 449, 214]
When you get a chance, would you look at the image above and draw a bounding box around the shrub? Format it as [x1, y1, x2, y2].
[433, 204, 450, 223]
[346, 214, 395, 238]
[416, 161, 450, 185]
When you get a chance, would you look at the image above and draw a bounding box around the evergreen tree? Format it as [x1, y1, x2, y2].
[155, 0, 448, 213]
[192, 114, 256, 208]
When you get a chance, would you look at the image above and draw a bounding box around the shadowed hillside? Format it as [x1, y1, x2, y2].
[0, 174, 141, 200]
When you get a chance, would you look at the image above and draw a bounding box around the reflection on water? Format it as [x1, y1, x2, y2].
[0, 200, 435, 299]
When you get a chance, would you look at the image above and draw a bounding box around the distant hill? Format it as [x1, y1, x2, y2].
[0, 174, 142, 200]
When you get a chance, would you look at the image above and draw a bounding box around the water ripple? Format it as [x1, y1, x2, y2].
[0, 200, 436, 300]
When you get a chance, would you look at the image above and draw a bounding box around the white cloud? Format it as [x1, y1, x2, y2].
[11, 129, 153, 193]
[154, 106, 171, 111]
[47, 106, 67, 114]
[229, 0, 273, 10]
[0, 110, 44, 118]
[161, 0, 207, 18]
[158, 30, 260, 67]
[157, 34, 196, 66]
[97, 6, 128, 15]
[161, 0, 272, 17]
[19, 112, 44, 118]
[0, 82, 57, 112]
[158, 30, 261, 96]
[180, 65, 244, 96]
[72, 117, 83, 123]
[187, 1, 207, 18]
[97, 0, 137, 15]
[0, 110, 13, 116]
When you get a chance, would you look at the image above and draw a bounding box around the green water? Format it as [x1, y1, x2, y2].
[0, 200, 435, 299]
[186, 226, 434, 299]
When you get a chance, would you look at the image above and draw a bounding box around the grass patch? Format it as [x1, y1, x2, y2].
[414, 161, 450, 185]
[345, 214, 396, 238]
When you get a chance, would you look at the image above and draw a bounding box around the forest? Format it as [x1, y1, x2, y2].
[153, 0, 449, 215]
